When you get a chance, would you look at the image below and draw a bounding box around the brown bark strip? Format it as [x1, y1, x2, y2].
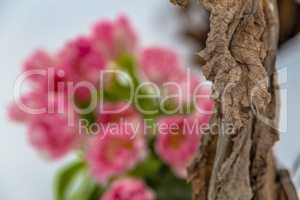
[170, 0, 190, 7]
[277, 169, 299, 200]
[169, 0, 299, 199]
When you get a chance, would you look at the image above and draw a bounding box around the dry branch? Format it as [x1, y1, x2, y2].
[170, 0, 299, 199]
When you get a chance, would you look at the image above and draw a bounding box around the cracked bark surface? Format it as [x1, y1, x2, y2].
[171, 0, 299, 199]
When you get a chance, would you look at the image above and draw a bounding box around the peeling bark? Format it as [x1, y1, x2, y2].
[170, 0, 299, 199]
[170, 0, 190, 7]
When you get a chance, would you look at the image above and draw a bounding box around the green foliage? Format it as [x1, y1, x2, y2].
[116, 53, 140, 87]
[54, 160, 104, 200]
[129, 153, 162, 178]
[102, 53, 139, 102]
[54, 160, 85, 200]
[129, 146, 192, 200]
[67, 175, 103, 200]
[154, 169, 192, 200]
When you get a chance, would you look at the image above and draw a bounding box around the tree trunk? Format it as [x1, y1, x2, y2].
[171, 0, 298, 199]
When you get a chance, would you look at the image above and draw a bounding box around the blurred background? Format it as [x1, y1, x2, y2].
[0, 0, 299, 199]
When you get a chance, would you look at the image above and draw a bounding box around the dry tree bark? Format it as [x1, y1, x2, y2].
[174, 0, 300, 61]
[171, 0, 299, 199]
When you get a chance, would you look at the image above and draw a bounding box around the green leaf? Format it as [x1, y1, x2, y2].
[68, 175, 104, 200]
[103, 78, 132, 102]
[135, 86, 160, 119]
[116, 53, 139, 87]
[154, 171, 192, 200]
[144, 118, 157, 138]
[159, 100, 195, 116]
[54, 160, 86, 200]
[129, 153, 162, 178]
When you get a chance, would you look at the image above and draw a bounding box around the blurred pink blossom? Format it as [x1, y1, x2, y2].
[8, 91, 55, 122]
[9, 91, 79, 159]
[140, 47, 207, 111]
[156, 115, 201, 177]
[58, 36, 107, 85]
[28, 112, 78, 159]
[22, 49, 69, 95]
[8, 102, 27, 122]
[102, 178, 154, 200]
[163, 73, 202, 107]
[23, 49, 56, 84]
[87, 123, 146, 183]
[194, 83, 214, 124]
[98, 102, 142, 125]
[92, 15, 138, 59]
[57, 36, 107, 101]
[139, 47, 185, 85]
[8, 92, 39, 122]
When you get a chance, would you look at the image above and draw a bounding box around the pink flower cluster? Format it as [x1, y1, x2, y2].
[9, 16, 137, 159]
[8, 15, 214, 199]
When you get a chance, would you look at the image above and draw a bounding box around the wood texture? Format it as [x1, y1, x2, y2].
[170, 0, 299, 199]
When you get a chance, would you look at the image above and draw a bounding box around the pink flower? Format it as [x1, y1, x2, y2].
[22, 49, 70, 95]
[114, 16, 137, 54]
[8, 91, 51, 122]
[102, 178, 154, 200]
[9, 91, 79, 159]
[8, 102, 26, 122]
[57, 37, 107, 101]
[156, 115, 201, 177]
[87, 123, 146, 183]
[7, 99, 33, 123]
[58, 36, 107, 85]
[92, 16, 138, 59]
[23, 49, 56, 84]
[28, 111, 78, 159]
[140, 47, 185, 85]
[98, 102, 142, 125]
[97, 103, 144, 138]
[194, 83, 214, 124]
